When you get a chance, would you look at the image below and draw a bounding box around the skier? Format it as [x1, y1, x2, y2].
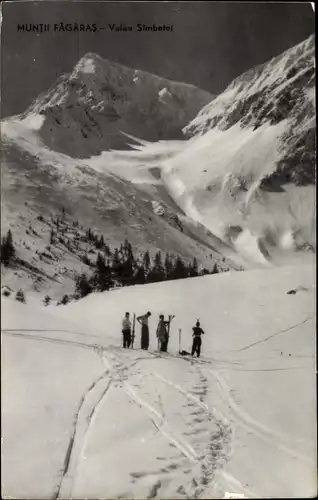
[191, 320, 205, 358]
[137, 311, 151, 350]
[122, 312, 132, 348]
[156, 315, 170, 352]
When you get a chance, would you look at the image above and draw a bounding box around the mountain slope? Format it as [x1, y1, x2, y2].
[1, 36, 315, 299]
[129, 34, 315, 265]
[23, 53, 214, 158]
[1, 115, 240, 298]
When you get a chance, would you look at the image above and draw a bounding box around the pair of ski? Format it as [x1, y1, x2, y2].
[131, 313, 136, 349]
[129, 313, 175, 350]
[156, 314, 175, 351]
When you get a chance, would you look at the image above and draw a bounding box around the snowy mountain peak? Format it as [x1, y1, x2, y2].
[20, 55, 214, 158]
[71, 53, 101, 76]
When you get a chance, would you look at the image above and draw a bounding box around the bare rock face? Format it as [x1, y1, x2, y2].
[25, 54, 213, 158]
[184, 35, 315, 191]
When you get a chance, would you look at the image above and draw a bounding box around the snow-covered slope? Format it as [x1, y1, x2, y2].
[177, 35, 316, 261]
[19, 53, 213, 157]
[2, 263, 316, 498]
[1, 123, 238, 298]
[128, 35, 315, 265]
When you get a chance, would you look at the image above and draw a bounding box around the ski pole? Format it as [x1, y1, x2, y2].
[131, 313, 136, 349]
[178, 328, 181, 353]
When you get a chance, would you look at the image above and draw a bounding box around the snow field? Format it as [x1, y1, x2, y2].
[1, 263, 316, 498]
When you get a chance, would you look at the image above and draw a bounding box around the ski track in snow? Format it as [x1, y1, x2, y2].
[237, 314, 316, 352]
[56, 347, 168, 499]
[145, 352, 314, 497]
[103, 345, 315, 496]
[165, 353, 313, 457]
[103, 348, 233, 499]
[54, 369, 112, 499]
[206, 368, 314, 464]
[2, 328, 313, 499]
[1, 329, 99, 351]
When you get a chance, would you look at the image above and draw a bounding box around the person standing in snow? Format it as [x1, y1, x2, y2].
[122, 312, 132, 348]
[191, 320, 205, 358]
[137, 311, 151, 350]
[157, 314, 175, 352]
[156, 315, 169, 352]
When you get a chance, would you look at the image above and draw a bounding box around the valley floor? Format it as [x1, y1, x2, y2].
[1, 263, 317, 499]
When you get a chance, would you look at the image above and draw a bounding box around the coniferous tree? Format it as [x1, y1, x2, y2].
[201, 267, 211, 276]
[43, 295, 51, 306]
[95, 263, 113, 291]
[60, 294, 70, 305]
[0, 229, 16, 266]
[6, 229, 14, 254]
[111, 247, 123, 284]
[75, 273, 93, 298]
[171, 255, 186, 280]
[95, 236, 102, 249]
[89, 252, 113, 292]
[211, 263, 219, 275]
[50, 229, 55, 245]
[164, 253, 173, 280]
[96, 252, 106, 273]
[189, 257, 199, 277]
[124, 239, 134, 260]
[112, 248, 120, 269]
[154, 251, 163, 268]
[87, 228, 94, 242]
[146, 266, 158, 283]
[134, 265, 146, 285]
[122, 257, 134, 286]
[115, 240, 135, 286]
[147, 251, 165, 283]
[143, 250, 150, 272]
[15, 289, 26, 303]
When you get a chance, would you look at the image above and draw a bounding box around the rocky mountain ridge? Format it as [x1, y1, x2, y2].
[25, 53, 214, 157]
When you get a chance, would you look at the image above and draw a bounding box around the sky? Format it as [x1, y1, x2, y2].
[1, 1, 315, 118]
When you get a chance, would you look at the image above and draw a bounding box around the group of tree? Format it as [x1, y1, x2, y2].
[74, 237, 220, 299]
[1, 223, 222, 305]
[2, 286, 27, 303]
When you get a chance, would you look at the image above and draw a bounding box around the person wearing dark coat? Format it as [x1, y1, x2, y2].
[191, 321, 205, 358]
[156, 315, 169, 352]
[137, 311, 151, 350]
